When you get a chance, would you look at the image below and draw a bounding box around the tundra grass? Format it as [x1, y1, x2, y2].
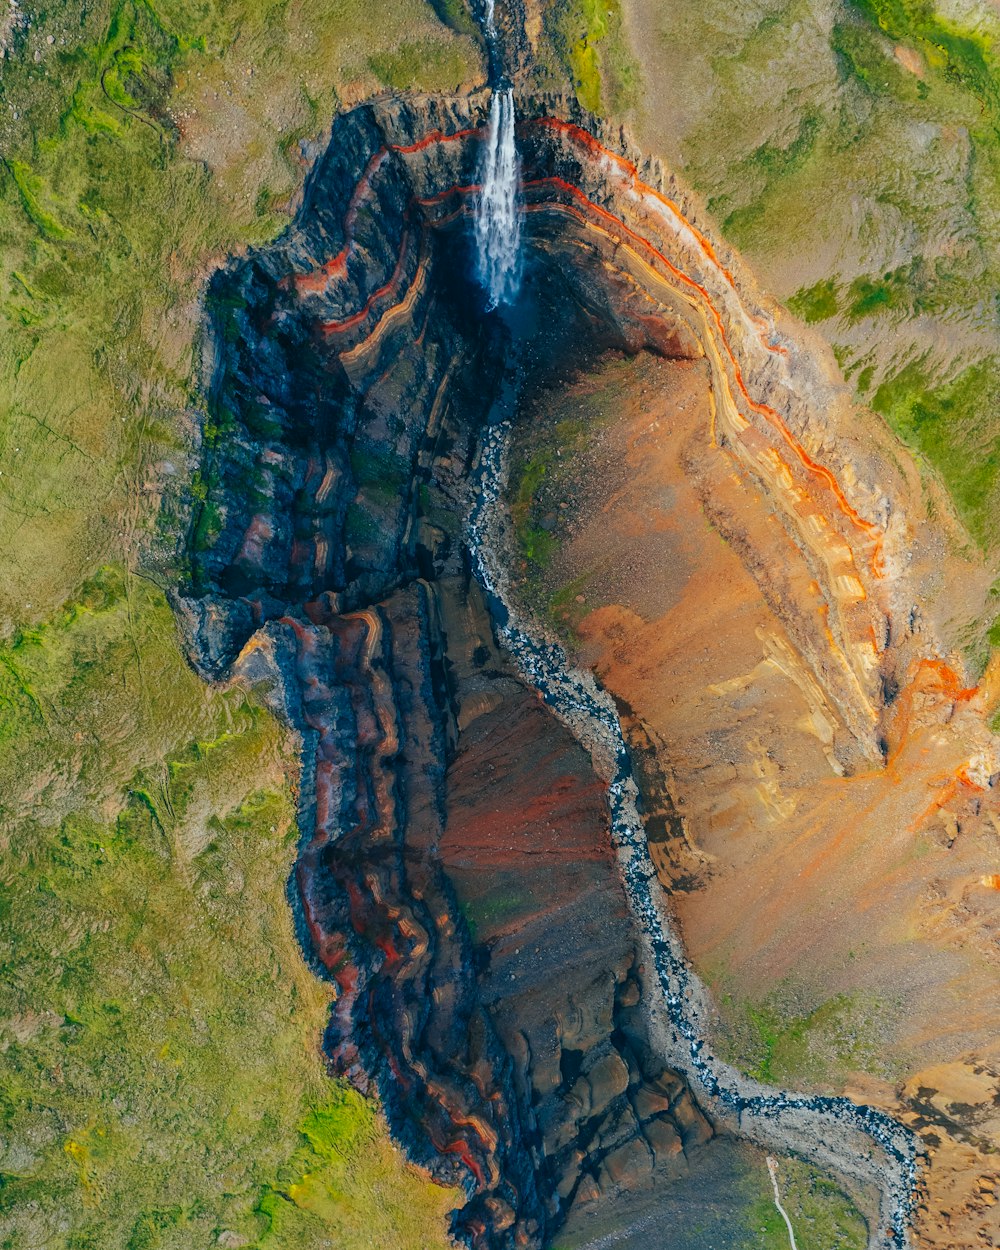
[545, 0, 640, 115]
[0, 0, 481, 627]
[870, 359, 1000, 545]
[0, 2, 480, 1245]
[625, 0, 1000, 550]
[739, 1156, 867, 1250]
[0, 570, 462, 1248]
[712, 978, 899, 1091]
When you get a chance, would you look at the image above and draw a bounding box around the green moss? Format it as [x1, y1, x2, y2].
[739, 1156, 868, 1250]
[830, 19, 921, 99]
[843, 262, 920, 320]
[749, 108, 822, 179]
[5, 159, 73, 239]
[255, 1088, 460, 1249]
[460, 889, 530, 938]
[548, 572, 594, 642]
[0, 4, 482, 1243]
[0, 571, 460, 1247]
[871, 360, 1000, 545]
[0, 0, 481, 625]
[427, 0, 479, 38]
[548, 0, 640, 115]
[847, 0, 995, 102]
[368, 38, 474, 92]
[789, 277, 841, 323]
[716, 987, 892, 1088]
[350, 445, 411, 508]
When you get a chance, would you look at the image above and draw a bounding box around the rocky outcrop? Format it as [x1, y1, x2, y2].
[177, 77, 988, 1247]
[178, 92, 725, 1249]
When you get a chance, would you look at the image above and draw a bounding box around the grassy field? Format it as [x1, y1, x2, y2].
[612, 0, 1000, 555]
[0, 0, 481, 627]
[740, 1156, 868, 1250]
[538, 0, 639, 114]
[0, 1, 479, 1246]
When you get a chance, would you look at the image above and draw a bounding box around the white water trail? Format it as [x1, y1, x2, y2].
[484, 0, 495, 38]
[475, 87, 521, 309]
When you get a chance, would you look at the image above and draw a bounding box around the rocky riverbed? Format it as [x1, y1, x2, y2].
[176, 71, 1000, 1249]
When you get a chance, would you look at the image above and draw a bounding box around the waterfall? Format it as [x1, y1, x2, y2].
[475, 87, 521, 309]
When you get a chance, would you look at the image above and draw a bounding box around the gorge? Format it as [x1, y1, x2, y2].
[176, 10, 1000, 1250]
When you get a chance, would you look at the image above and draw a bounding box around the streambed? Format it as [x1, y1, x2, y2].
[466, 365, 918, 1250]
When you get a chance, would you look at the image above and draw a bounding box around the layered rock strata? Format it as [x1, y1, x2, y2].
[174, 87, 975, 1247]
[180, 93, 724, 1249]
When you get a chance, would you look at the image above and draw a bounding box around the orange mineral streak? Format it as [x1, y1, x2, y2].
[290, 127, 478, 296]
[529, 116, 741, 292]
[294, 120, 884, 581]
[905, 763, 983, 835]
[520, 178, 885, 577]
[916, 657, 978, 703]
[981, 874, 1000, 889]
[320, 228, 414, 336]
[291, 149, 390, 294]
[887, 658, 980, 767]
[530, 116, 789, 353]
[390, 125, 479, 156]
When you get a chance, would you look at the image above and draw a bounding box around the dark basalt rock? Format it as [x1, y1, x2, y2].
[179, 92, 715, 1249]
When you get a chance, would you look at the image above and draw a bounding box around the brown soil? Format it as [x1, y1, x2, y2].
[512, 349, 1000, 1250]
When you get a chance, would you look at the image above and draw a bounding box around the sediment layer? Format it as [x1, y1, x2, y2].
[174, 87, 993, 1248]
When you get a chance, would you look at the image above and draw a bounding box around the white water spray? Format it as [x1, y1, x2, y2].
[475, 87, 521, 309]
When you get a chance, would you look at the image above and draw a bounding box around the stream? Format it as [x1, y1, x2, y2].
[467, 4, 918, 1244]
[466, 387, 918, 1249]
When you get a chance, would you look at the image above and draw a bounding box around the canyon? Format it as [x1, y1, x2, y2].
[176, 26, 1000, 1250]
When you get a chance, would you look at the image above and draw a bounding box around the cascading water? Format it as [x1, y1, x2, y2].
[474, 0, 520, 307]
[475, 86, 521, 309]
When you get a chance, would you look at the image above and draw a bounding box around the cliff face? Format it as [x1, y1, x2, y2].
[179, 94, 718, 1249]
[176, 69, 1000, 1245]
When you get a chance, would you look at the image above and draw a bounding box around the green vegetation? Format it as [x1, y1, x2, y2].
[507, 362, 636, 642]
[459, 888, 529, 940]
[369, 37, 475, 91]
[871, 359, 1000, 545]
[256, 1088, 461, 1248]
[546, 0, 640, 115]
[511, 452, 560, 568]
[789, 277, 840, 323]
[714, 983, 895, 1089]
[739, 1156, 868, 1250]
[0, 569, 461, 1247]
[0, 0, 480, 626]
[847, 0, 993, 100]
[427, 0, 479, 39]
[0, 2, 480, 1245]
[509, 408, 596, 590]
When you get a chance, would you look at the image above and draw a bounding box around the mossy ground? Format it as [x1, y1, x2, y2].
[739, 1156, 868, 1250]
[507, 357, 631, 642]
[623, 0, 1000, 555]
[0, 0, 482, 626]
[539, 0, 640, 116]
[0, 2, 479, 1246]
[711, 980, 900, 1091]
[0, 569, 462, 1248]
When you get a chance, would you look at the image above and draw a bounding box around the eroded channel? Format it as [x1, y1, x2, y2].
[178, 70, 926, 1249]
